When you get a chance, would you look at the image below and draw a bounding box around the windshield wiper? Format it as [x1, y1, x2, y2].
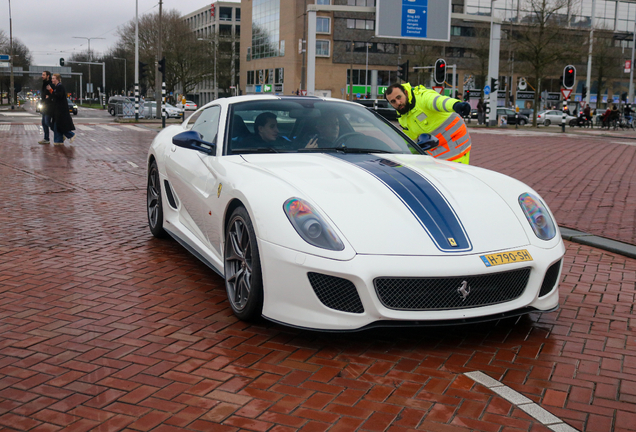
[232, 147, 279, 154]
[298, 146, 391, 154]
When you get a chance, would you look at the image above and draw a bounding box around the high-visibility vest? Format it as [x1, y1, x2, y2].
[397, 83, 471, 164]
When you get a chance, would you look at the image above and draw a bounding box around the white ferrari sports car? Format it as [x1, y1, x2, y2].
[146, 95, 565, 331]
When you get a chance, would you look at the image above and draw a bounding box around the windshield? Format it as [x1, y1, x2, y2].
[227, 99, 420, 155]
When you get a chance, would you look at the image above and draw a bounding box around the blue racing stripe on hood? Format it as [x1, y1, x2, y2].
[329, 153, 472, 252]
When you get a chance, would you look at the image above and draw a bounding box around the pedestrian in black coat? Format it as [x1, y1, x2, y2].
[48, 73, 76, 145]
[38, 71, 53, 144]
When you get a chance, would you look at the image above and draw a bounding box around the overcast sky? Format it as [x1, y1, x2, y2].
[1, 0, 237, 65]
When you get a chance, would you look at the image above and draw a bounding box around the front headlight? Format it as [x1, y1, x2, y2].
[518, 192, 556, 240]
[283, 198, 344, 251]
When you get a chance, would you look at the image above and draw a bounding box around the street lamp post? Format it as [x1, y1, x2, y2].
[114, 57, 127, 95]
[8, 0, 15, 109]
[73, 36, 105, 99]
[198, 36, 218, 102]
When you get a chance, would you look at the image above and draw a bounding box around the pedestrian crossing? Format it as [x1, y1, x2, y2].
[0, 124, 153, 133]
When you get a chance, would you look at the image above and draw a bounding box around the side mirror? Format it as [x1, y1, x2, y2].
[172, 131, 216, 155]
[416, 133, 439, 151]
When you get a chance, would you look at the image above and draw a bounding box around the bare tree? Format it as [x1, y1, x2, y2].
[0, 33, 32, 102]
[115, 9, 210, 98]
[514, 0, 585, 125]
[591, 32, 625, 108]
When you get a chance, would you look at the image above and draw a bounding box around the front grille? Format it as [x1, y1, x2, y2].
[308, 272, 364, 314]
[539, 260, 562, 297]
[374, 268, 531, 310]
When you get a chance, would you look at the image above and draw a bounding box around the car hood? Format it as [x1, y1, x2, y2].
[241, 153, 531, 256]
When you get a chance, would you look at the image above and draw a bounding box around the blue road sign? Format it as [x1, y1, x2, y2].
[356, 93, 361, 98]
[484, 85, 491, 96]
[401, 0, 428, 38]
[0, 55, 10, 61]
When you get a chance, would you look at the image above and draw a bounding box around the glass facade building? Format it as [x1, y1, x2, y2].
[252, 0, 281, 59]
[465, 0, 636, 32]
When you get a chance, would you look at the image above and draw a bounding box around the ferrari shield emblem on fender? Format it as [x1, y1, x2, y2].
[217, 183, 222, 198]
[448, 237, 457, 247]
[457, 281, 470, 301]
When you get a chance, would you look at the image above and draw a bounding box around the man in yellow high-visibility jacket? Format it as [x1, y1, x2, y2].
[384, 82, 472, 164]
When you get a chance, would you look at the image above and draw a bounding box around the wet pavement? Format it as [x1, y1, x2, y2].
[0, 122, 635, 431]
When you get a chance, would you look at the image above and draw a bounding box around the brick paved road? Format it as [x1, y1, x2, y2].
[0, 124, 635, 431]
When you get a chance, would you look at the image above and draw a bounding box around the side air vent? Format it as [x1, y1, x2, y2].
[164, 180, 178, 209]
[307, 272, 364, 314]
[539, 259, 562, 297]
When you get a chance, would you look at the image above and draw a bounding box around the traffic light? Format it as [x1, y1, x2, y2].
[59, 58, 64, 66]
[397, 60, 409, 82]
[464, 90, 470, 102]
[563, 65, 575, 89]
[491, 77, 499, 91]
[158, 57, 166, 77]
[434, 59, 446, 85]
[139, 61, 148, 81]
[582, 85, 587, 98]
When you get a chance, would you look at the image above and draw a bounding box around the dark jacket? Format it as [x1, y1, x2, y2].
[40, 78, 52, 115]
[50, 83, 75, 134]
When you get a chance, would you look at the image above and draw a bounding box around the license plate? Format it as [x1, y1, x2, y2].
[480, 249, 533, 267]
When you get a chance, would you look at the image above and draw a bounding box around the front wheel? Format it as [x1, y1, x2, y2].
[109, 108, 115, 116]
[147, 161, 167, 238]
[224, 206, 263, 321]
[518, 119, 527, 126]
[544, 119, 551, 127]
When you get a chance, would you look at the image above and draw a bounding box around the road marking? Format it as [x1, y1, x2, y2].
[76, 125, 94, 131]
[120, 125, 150, 132]
[105, 147, 112, 152]
[90, 138, 96, 142]
[0, 125, 10, 131]
[127, 161, 139, 168]
[0, 112, 37, 117]
[24, 125, 38, 131]
[97, 125, 121, 131]
[464, 371, 579, 431]
[611, 141, 636, 146]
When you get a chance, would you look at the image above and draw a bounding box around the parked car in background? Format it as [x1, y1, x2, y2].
[143, 101, 184, 119]
[177, 100, 198, 111]
[518, 108, 534, 118]
[108, 96, 135, 116]
[536, 110, 577, 126]
[68, 99, 78, 115]
[355, 99, 398, 121]
[496, 108, 529, 125]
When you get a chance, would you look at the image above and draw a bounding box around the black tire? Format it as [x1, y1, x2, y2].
[569, 119, 577, 127]
[544, 119, 551, 127]
[109, 108, 116, 116]
[224, 206, 263, 321]
[518, 119, 527, 126]
[147, 161, 167, 238]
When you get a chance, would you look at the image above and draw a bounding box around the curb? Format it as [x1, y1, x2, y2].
[560, 227, 636, 259]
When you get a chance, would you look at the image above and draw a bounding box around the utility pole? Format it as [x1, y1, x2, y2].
[629, 18, 635, 104]
[585, 0, 596, 106]
[8, 0, 14, 109]
[73, 36, 105, 100]
[157, 0, 163, 121]
[135, 0, 139, 121]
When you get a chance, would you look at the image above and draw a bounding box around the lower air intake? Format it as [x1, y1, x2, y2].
[374, 268, 531, 310]
[308, 272, 364, 314]
[539, 260, 562, 297]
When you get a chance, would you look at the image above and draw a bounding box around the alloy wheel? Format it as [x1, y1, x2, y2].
[225, 217, 253, 312]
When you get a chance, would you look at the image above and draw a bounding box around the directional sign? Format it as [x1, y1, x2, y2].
[484, 85, 491, 96]
[376, 0, 451, 42]
[0, 54, 10, 61]
[561, 88, 572, 100]
[432, 86, 444, 95]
